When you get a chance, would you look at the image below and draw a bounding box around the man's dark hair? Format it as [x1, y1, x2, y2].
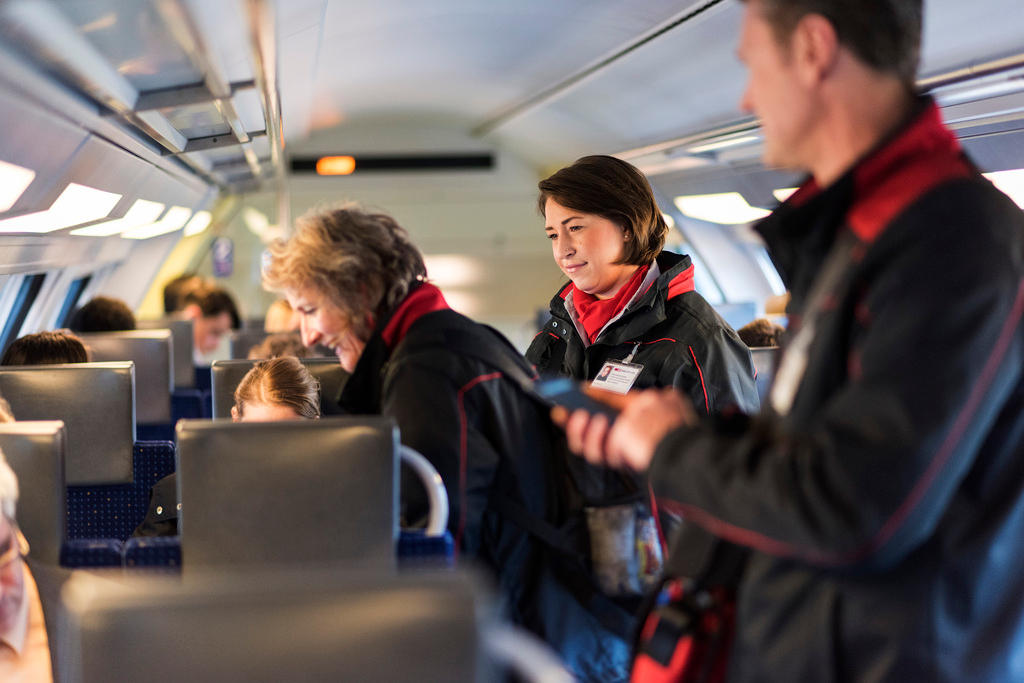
[184, 285, 241, 329]
[69, 296, 136, 333]
[163, 273, 204, 314]
[538, 155, 670, 266]
[746, 0, 923, 86]
[1, 330, 88, 366]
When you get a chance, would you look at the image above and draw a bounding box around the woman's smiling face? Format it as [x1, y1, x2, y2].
[286, 284, 367, 372]
[544, 198, 638, 300]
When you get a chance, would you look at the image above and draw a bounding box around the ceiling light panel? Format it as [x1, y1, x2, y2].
[673, 192, 771, 225]
[984, 169, 1024, 210]
[183, 211, 213, 237]
[0, 160, 36, 212]
[0, 183, 121, 233]
[70, 199, 167, 237]
[772, 187, 798, 203]
[121, 206, 193, 240]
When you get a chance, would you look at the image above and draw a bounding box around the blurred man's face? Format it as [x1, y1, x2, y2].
[737, 0, 815, 171]
[0, 517, 26, 634]
[193, 312, 233, 355]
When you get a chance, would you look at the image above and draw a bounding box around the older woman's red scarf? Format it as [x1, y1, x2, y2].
[571, 265, 649, 344]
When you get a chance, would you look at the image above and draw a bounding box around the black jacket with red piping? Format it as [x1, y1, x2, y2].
[337, 282, 633, 682]
[647, 98, 1024, 682]
[526, 251, 759, 415]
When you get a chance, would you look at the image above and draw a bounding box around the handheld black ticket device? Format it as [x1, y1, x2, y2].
[535, 376, 619, 422]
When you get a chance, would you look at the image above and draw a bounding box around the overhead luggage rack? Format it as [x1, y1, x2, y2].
[0, 0, 284, 193]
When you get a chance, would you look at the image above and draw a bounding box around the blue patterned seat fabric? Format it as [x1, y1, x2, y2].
[66, 441, 176, 542]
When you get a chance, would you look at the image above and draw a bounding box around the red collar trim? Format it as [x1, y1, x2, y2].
[848, 101, 970, 243]
[787, 178, 821, 208]
[380, 282, 450, 348]
[666, 264, 695, 300]
[559, 262, 696, 302]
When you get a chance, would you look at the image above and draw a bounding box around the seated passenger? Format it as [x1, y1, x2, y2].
[181, 285, 240, 363]
[0, 450, 52, 681]
[263, 299, 299, 333]
[263, 204, 618, 680]
[246, 333, 310, 360]
[162, 273, 205, 315]
[0, 331, 87, 366]
[68, 296, 136, 333]
[132, 357, 320, 537]
[736, 317, 785, 347]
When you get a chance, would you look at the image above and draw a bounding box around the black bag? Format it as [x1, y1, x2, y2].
[630, 527, 748, 683]
[438, 326, 669, 677]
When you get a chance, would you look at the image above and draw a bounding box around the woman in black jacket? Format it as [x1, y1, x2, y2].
[263, 204, 627, 682]
[528, 155, 758, 415]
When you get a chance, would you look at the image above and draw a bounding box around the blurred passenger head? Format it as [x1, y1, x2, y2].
[231, 356, 320, 422]
[247, 333, 311, 360]
[163, 273, 205, 314]
[69, 296, 136, 333]
[263, 299, 299, 333]
[0, 449, 26, 633]
[737, 318, 785, 347]
[183, 285, 241, 355]
[262, 203, 426, 371]
[1, 330, 88, 366]
[744, 0, 922, 87]
[538, 156, 667, 299]
[737, 0, 921, 172]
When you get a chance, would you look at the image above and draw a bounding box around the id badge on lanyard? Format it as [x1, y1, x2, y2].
[591, 343, 644, 394]
[770, 233, 857, 415]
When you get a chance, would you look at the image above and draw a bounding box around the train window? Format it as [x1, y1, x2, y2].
[0, 273, 46, 356]
[54, 275, 93, 328]
[750, 245, 786, 296]
[683, 247, 726, 305]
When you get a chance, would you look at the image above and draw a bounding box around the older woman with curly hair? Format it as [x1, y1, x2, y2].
[263, 203, 628, 681]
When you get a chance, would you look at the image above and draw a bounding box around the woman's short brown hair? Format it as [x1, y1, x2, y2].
[538, 155, 670, 266]
[262, 203, 426, 341]
[1, 330, 88, 366]
[233, 356, 320, 420]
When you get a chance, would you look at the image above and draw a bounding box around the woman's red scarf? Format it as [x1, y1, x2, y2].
[571, 265, 649, 344]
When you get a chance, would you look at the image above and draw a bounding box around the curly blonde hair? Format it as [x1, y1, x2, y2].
[262, 203, 426, 341]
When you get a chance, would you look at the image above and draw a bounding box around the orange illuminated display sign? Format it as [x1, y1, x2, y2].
[315, 155, 356, 175]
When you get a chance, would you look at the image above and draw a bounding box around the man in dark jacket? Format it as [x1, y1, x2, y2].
[562, 0, 1024, 680]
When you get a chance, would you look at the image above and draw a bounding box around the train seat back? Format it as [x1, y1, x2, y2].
[229, 328, 270, 359]
[78, 331, 173, 425]
[61, 568, 485, 683]
[137, 318, 195, 390]
[0, 362, 135, 484]
[66, 440, 176, 542]
[175, 416, 398, 570]
[750, 346, 780, 403]
[210, 357, 349, 418]
[0, 420, 66, 564]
